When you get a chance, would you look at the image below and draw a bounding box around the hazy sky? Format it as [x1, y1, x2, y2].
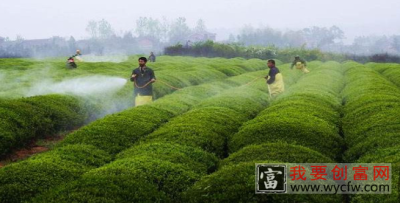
[2, 0, 400, 43]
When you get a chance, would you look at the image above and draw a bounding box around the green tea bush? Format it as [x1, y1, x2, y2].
[143, 107, 248, 157]
[221, 142, 334, 167]
[341, 62, 400, 202]
[34, 157, 199, 203]
[0, 95, 89, 156]
[0, 102, 46, 156]
[0, 143, 111, 202]
[183, 161, 341, 203]
[34, 71, 275, 202]
[0, 159, 87, 202]
[19, 95, 89, 130]
[342, 62, 400, 161]
[229, 111, 343, 159]
[229, 62, 344, 160]
[349, 147, 400, 203]
[59, 105, 173, 155]
[365, 62, 400, 73]
[381, 65, 400, 87]
[116, 142, 218, 174]
[0, 58, 268, 202]
[29, 144, 112, 167]
[32, 175, 165, 203]
[195, 86, 269, 118]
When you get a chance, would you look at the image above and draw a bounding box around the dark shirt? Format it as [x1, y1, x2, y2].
[131, 66, 156, 96]
[149, 55, 156, 62]
[267, 66, 280, 84]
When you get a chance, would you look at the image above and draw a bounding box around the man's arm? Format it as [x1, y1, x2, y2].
[267, 69, 277, 84]
[150, 69, 156, 82]
[130, 69, 137, 82]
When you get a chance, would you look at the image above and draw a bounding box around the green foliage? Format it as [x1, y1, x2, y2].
[116, 142, 218, 174]
[340, 62, 400, 202]
[32, 176, 165, 203]
[0, 144, 111, 203]
[59, 105, 173, 155]
[34, 157, 200, 203]
[183, 161, 341, 203]
[3, 57, 400, 202]
[194, 86, 269, 118]
[350, 147, 400, 203]
[0, 56, 275, 202]
[381, 65, 400, 87]
[30, 144, 112, 167]
[229, 112, 343, 159]
[229, 62, 344, 160]
[19, 95, 89, 130]
[0, 95, 88, 156]
[342, 62, 400, 161]
[165, 41, 347, 63]
[221, 142, 334, 167]
[0, 159, 85, 202]
[144, 107, 248, 157]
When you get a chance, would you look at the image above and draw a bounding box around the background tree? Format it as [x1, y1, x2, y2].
[302, 26, 344, 48]
[168, 17, 191, 44]
[194, 19, 207, 33]
[86, 21, 98, 39]
[98, 19, 115, 39]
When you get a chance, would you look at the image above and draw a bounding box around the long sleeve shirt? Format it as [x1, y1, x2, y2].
[267, 67, 280, 84]
[149, 55, 156, 62]
[131, 66, 156, 96]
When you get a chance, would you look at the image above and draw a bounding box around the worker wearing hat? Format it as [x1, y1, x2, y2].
[66, 50, 82, 69]
[73, 50, 83, 62]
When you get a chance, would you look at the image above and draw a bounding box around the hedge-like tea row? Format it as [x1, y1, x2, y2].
[341, 62, 400, 160]
[31, 69, 277, 202]
[0, 82, 224, 203]
[184, 161, 341, 203]
[352, 147, 400, 203]
[380, 64, 400, 88]
[182, 62, 343, 203]
[0, 95, 89, 156]
[229, 62, 344, 160]
[365, 62, 400, 74]
[150, 57, 267, 99]
[220, 142, 334, 167]
[341, 62, 400, 203]
[0, 59, 267, 203]
[0, 144, 111, 203]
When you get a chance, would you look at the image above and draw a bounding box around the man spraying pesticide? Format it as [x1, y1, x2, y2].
[148, 52, 156, 62]
[130, 57, 156, 106]
[265, 59, 285, 98]
[66, 50, 82, 69]
[290, 55, 310, 73]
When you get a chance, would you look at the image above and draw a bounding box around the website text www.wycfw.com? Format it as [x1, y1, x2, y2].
[256, 163, 392, 194]
[290, 181, 390, 194]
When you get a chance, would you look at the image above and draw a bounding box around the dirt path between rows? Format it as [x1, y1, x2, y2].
[0, 128, 79, 168]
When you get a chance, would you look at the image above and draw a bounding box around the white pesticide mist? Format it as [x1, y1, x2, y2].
[24, 75, 132, 121]
[26, 76, 127, 97]
[81, 55, 129, 63]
